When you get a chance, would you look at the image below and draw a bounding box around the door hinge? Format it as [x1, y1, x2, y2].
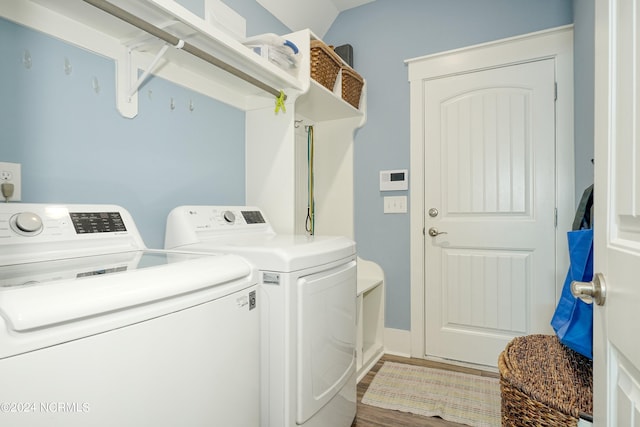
[554, 82, 558, 101]
[554, 208, 558, 228]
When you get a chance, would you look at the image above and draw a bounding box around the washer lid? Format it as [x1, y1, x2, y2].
[184, 234, 355, 272]
[0, 250, 254, 332]
[0, 250, 204, 288]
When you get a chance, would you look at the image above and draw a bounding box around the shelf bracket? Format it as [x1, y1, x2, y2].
[115, 38, 184, 118]
[115, 50, 138, 118]
[128, 42, 170, 99]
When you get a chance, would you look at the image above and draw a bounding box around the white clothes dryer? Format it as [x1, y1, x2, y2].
[165, 205, 357, 427]
[0, 204, 260, 427]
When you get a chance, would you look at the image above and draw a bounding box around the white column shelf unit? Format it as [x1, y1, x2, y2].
[246, 29, 368, 235]
[245, 31, 386, 381]
[356, 257, 385, 381]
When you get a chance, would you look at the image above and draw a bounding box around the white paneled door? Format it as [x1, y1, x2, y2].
[423, 59, 557, 367]
[593, 0, 640, 424]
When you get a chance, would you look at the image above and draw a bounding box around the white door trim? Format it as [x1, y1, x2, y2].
[407, 25, 575, 358]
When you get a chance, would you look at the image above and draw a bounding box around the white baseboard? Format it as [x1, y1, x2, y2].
[356, 350, 384, 383]
[383, 327, 411, 357]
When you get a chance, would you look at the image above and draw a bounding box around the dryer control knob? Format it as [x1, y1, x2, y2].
[222, 210, 236, 224]
[14, 212, 43, 234]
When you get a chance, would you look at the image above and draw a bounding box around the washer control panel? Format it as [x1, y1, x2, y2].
[69, 212, 127, 234]
[0, 204, 145, 263]
[240, 210, 266, 224]
[176, 206, 268, 230]
[7, 210, 128, 237]
[165, 206, 273, 248]
[218, 209, 265, 226]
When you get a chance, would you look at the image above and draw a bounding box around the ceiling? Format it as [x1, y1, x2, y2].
[332, 0, 375, 11]
[256, 0, 375, 38]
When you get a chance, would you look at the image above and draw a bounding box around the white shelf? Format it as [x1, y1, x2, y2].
[296, 80, 364, 121]
[3, 2, 367, 119]
[8, 0, 305, 115]
[292, 29, 365, 121]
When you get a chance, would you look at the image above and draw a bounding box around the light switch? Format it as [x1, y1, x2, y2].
[384, 196, 407, 214]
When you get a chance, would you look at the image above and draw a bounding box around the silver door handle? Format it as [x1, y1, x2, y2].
[428, 227, 447, 237]
[571, 272, 606, 306]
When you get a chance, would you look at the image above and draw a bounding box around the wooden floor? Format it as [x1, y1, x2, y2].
[352, 354, 499, 427]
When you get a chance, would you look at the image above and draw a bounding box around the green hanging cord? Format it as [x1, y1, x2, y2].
[305, 125, 315, 235]
[275, 90, 286, 114]
[309, 125, 315, 235]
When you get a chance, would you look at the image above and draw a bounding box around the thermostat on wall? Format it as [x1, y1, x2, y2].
[380, 169, 408, 191]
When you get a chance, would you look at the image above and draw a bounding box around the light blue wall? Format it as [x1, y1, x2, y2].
[176, 0, 205, 18]
[322, 0, 574, 330]
[573, 0, 595, 201]
[218, 0, 290, 36]
[0, 17, 245, 249]
[1, 1, 584, 333]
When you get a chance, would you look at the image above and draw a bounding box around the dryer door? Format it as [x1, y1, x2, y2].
[296, 259, 357, 424]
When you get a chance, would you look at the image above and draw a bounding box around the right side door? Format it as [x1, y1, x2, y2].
[592, 0, 640, 424]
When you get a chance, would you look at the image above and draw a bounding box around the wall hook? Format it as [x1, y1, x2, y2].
[22, 50, 32, 69]
[64, 57, 73, 75]
[170, 97, 175, 110]
[295, 119, 303, 128]
[92, 77, 101, 94]
[189, 99, 195, 112]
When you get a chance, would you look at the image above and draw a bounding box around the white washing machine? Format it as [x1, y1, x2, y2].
[165, 205, 357, 427]
[0, 203, 260, 427]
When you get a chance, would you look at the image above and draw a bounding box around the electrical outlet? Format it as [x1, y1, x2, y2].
[0, 162, 21, 201]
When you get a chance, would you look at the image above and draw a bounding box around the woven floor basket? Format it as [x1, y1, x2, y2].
[341, 66, 364, 109]
[498, 334, 593, 427]
[310, 40, 342, 92]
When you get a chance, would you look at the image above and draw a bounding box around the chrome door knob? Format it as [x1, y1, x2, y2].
[428, 227, 447, 237]
[571, 272, 606, 306]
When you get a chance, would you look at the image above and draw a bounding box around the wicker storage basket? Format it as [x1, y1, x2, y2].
[341, 66, 364, 109]
[310, 40, 342, 92]
[498, 334, 593, 427]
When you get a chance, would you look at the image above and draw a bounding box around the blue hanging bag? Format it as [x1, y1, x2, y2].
[551, 229, 593, 359]
[551, 184, 594, 359]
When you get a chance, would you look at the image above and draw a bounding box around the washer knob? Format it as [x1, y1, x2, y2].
[222, 210, 236, 224]
[14, 212, 43, 234]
